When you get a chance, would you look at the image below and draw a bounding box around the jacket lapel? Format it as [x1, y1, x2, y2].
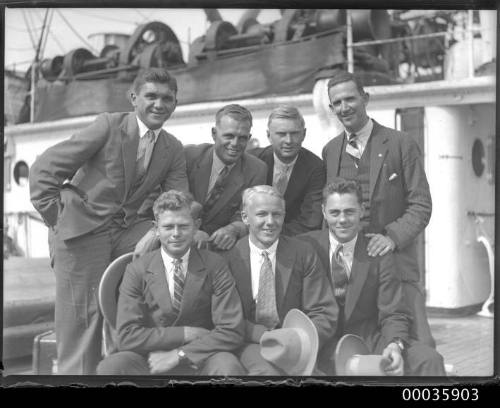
[262, 147, 275, 185]
[369, 121, 389, 199]
[121, 113, 140, 198]
[329, 132, 345, 177]
[204, 157, 244, 223]
[190, 147, 213, 203]
[275, 237, 294, 314]
[234, 238, 255, 315]
[146, 251, 174, 316]
[316, 229, 333, 286]
[176, 247, 207, 323]
[344, 235, 370, 321]
[284, 149, 307, 202]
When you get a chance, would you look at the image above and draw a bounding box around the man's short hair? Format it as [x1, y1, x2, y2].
[215, 104, 253, 127]
[132, 68, 178, 94]
[267, 105, 305, 129]
[153, 190, 202, 221]
[322, 178, 363, 207]
[242, 185, 285, 211]
[327, 71, 366, 96]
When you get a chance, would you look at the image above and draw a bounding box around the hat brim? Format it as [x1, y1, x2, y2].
[98, 252, 134, 329]
[282, 308, 319, 376]
[334, 334, 370, 375]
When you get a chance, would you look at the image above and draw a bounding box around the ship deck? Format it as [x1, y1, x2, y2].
[2, 257, 495, 378]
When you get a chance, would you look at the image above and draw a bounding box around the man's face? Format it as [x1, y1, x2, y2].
[155, 208, 198, 258]
[131, 81, 177, 130]
[267, 118, 306, 163]
[328, 80, 369, 133]
[322, 192, 363, 243]
[212, 115, 251, 165]
[242, 193, 285, 249]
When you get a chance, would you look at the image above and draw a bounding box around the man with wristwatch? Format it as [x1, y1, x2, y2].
[97, 190, 246, 375]
[298, 179, 445, 375]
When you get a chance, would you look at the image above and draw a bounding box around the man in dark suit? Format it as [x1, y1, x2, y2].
[29, 68, 188, 374]
[185, 104, 267, 251]
[322, 71, 435, 347]
[248, 105, 325, 235]
[299, 180, 445, 375]
[224, 185, 336, 375]
[97, 190, 245, 375]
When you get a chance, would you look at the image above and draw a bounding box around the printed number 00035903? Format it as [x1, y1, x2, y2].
[402, 388, 479, 401]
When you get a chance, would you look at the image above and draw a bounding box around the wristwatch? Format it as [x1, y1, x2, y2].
[177, 349, 189, 365]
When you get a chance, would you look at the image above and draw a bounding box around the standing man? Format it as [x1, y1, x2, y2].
[248, 105, 325, 235]
[29, 68, 188, 375]
[97, 190, 245, 375]
[224, 185, 336, 375]
[299, 180, 445, 375]
[322, 71, 434, 347]
[185, 104, 267, 251]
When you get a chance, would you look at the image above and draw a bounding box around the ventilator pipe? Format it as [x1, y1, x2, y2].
[477, 235, 494, 318]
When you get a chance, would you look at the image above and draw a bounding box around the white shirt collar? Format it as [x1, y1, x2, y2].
[248, 236, 279, 257]
[273, 152, 298, 171]
[212, 149, 236, 173]
[328, 232, 358, 255]
[136, 116, 162, 141]
[345, 118, 373, 145]
[160, 246, 190, 271]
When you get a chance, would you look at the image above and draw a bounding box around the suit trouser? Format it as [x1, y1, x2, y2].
[50, 218, 153, 375]
[403, 280, 436, 349]
[96, 351, 246, 376]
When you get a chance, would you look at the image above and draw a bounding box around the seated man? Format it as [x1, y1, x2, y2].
[185, 104, 267, 251]
[97, 190, 245, 375]
[298, 179, 445, 376]
[224, 185, 337, 375]
[248, 105, 325, 236]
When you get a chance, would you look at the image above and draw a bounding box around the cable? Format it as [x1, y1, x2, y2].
[21, 9, 37, 50]
[40, 9, 55, 59]
[55, 9, 99, 54]
[134, 8, 152, 22]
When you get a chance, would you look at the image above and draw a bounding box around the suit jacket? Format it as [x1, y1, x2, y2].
[29, 112, 188, 241]
[185, 143, 267, 235]
[322, 120, 432, 282]
[223, 235, 337, 352]
[116, 247, 245, 366]
[248, 146, 325, 236]
[298, 229, 411, 370]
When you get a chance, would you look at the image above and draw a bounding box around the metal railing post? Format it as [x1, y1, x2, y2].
[346, 10, 354, 73]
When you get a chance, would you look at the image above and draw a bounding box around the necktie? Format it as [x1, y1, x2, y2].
[137, 129, 156, 172]
[255, 251, 280, 329]
[331, 244, 349, 306]
[346, 133, 361, 165]
[274, 166, 291, 195]
[203, 165, 230, 215]
[142, 129, 156, 171]
[172, 258, 185, 315]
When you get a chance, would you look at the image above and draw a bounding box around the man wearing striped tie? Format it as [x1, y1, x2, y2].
[97, 190, 246, 375]
[298, 179, 445, 375]
[224, 185, 337, 375]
